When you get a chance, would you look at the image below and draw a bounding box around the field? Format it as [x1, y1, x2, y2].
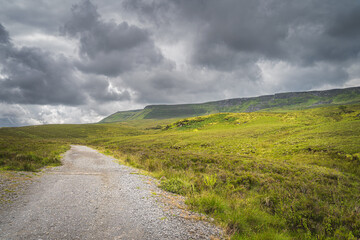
[1, 104, 359, 239]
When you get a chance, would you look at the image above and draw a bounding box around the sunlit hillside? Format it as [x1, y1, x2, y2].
[1, 104, 359, 239]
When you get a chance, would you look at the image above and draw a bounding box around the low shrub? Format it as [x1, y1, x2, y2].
[160, 178, 189, 195]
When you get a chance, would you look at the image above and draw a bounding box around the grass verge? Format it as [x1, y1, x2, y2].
[0, 104, 359, 239]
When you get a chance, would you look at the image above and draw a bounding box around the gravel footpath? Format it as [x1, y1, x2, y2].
[0, 171, 39, 207]
[0, 145, 225, 240]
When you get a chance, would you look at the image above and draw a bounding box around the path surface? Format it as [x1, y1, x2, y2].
[0, 145, 223, 240]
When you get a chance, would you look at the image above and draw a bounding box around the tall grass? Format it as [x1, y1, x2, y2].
[1, 104, 359, 239]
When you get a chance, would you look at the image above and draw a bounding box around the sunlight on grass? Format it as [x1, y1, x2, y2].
[1, 104, 359, 239]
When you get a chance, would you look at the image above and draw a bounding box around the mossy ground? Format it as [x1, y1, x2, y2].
[1, 104, 359, 239]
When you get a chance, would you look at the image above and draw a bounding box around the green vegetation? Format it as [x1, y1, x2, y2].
[0, 140, 68, 171]
[0, 123, 143, 171]
[100, 86, 360, 123]
[1, 103, 360, 239]
[100, 109, 145, 123]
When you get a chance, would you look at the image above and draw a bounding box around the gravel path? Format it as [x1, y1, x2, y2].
[0, 145, 224, 240]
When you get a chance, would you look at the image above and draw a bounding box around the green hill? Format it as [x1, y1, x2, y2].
[2, 104, 360, 239]
[100, 86, 360, 123]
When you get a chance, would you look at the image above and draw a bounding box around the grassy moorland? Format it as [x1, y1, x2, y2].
[101, 87, 360, 122]
[0, 104, 359, 239]
[0, 123, 144, 171]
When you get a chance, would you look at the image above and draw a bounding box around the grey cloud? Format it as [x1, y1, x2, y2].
[83, 76, 131, 102]
[123, 0, 172, 27]
[0, 28, 85, 105]
[120, 0, 360, 101]
[78, 22, 149, 57]
[121, 71, 185, 104]
[151, 75, 179, 90]
[119, 70, 203, 104]
[0, 0, 75, 36]
[75, 40, 164, 77]
[124, 0, 360, 67]
[1, 0, 360, 127]
[62, 0, 166, 77]
[267, 63, 349, 93]
[327, 5, 360, 39]
[189, 0, 360, 67]
[62, 0, 99, 36]
[0, 23, 130, 106]
[0, 24, 10, 44]
[121, 65, 262, 104]
[198, 1, 287, 57]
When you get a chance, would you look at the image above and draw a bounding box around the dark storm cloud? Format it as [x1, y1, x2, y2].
[1, 0, 360, 127]
[0, 24, 84, 105]
[120, 68, 260, 104]
[327, 5, 360, 39]
[0, 23, 129, 106]
[0, 24, 10, 44]
[189, 0, 360, 67]
[124, 71, 189, 104]
[62, 0, 166, 77]
[124, 0, 360, 68]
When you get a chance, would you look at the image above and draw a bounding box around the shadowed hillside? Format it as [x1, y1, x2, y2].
[100, 86, 360, 123]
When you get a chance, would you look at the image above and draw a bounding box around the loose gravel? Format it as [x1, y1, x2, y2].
[0, 171, 38, 207]
[0, 145, 225, 240]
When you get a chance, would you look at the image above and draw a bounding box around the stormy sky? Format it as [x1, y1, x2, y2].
[0, 0, 360, 126]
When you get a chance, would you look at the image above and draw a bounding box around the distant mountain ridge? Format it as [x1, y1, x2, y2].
[100, 86, 360, 123]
